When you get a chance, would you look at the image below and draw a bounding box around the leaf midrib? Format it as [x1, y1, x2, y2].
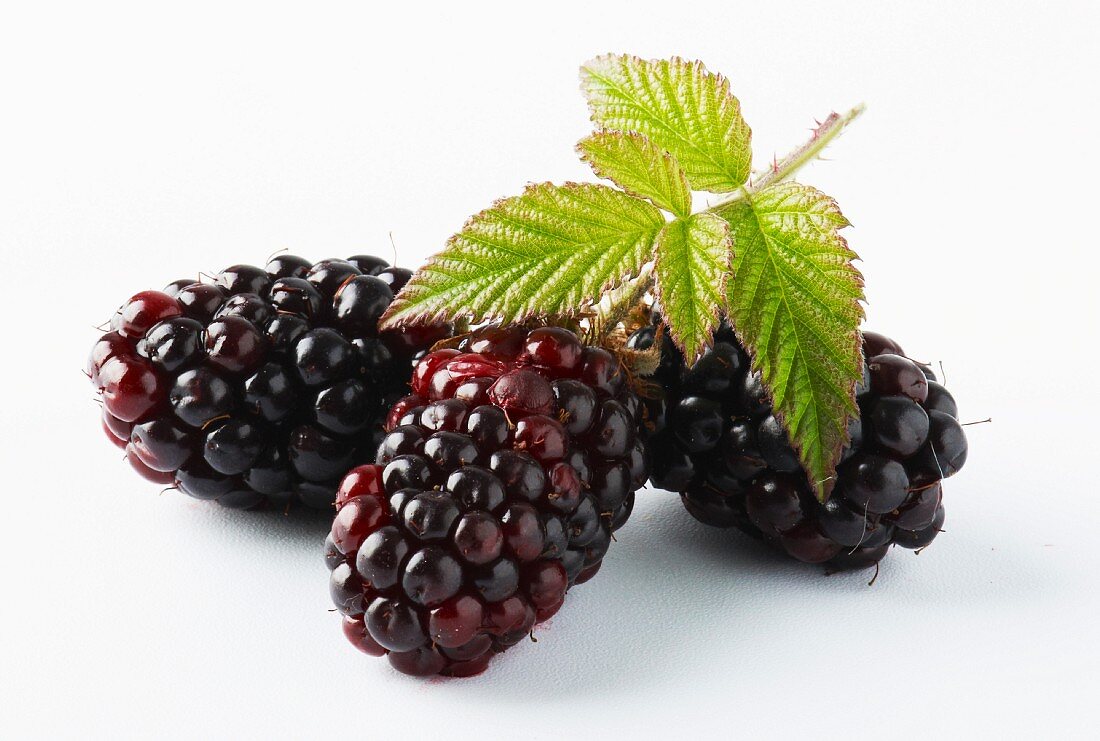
[585, 63, 740, 184]
[735, 201, 842, 470]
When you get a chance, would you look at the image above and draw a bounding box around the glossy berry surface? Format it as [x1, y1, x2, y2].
[326, 324, 651, 676]
[89, 255, 449, 510]
[117, 291, 182, 338]
[634, 321, 967, 571]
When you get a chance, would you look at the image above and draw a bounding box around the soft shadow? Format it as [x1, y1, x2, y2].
[162, 495, 336, 555]
[412, 491, 1059, 702]
[162, 484, 1059, 703]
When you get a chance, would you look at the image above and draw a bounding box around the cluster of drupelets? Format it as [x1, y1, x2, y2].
[630, 322, 966, 575]
[89, 257, 968, 676]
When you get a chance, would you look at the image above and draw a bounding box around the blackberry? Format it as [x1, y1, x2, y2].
[89, 255, 451, 510]
[325, 325, 651, 676]
[633, 324, 968, 571]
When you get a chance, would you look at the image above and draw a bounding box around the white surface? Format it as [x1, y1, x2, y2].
[2, 1, 1098, 738]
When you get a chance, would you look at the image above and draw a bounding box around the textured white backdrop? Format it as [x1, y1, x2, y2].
[2, 1, 1097, 738]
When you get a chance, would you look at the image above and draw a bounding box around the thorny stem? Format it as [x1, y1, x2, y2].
[751, 105, 865, 190]
[589, 262, 655, 341]
[707, 104, 866, 215]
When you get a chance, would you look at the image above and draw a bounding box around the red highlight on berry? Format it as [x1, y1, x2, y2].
[324, 324, 653, 677]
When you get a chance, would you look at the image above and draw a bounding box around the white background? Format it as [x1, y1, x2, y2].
[2, 1, 1098, 738]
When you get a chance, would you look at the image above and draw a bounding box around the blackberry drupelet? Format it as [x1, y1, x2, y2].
[325, 325, 651, 676]
[89, 256, 451, 510]
[631, 323, 967, 571]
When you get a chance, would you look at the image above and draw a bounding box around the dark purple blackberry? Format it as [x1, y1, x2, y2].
[633, 323, 968, 571]
[88, 256, 451, 508]
[326, 325, 651, 677]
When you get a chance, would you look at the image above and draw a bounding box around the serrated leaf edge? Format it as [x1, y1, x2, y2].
[576, 130, 692, 218]
[380, 181, 662, 329]
[724, 185, 864, 500]
[580, 53, 752, 192]
[653, 212, 731, 363]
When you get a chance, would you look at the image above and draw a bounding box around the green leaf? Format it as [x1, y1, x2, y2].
[380, 182, 665, 328]
[653, 213, 731, 362]
[718, 182, 865, 501]
[580, 54, 752, 192]
[577, 131, 692, 217]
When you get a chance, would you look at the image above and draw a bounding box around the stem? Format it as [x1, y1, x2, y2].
[705, 104, 865, 213]
[589, 262, 654, 341]
[752, 105, 866, 189]
[588, 105, 865, 341]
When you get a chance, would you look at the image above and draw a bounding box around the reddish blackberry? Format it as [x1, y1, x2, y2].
[631, 323, 967, 571]
[324, 325, 650, 676]
[89, 256, 451, 510]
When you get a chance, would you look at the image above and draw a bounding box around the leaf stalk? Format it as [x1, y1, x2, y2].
[705, 104, 865, 215]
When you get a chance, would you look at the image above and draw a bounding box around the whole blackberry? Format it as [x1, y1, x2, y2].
[89, 256, 450, 510]
[324, 325, 650, 676]
[631, 323, 967, 571]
